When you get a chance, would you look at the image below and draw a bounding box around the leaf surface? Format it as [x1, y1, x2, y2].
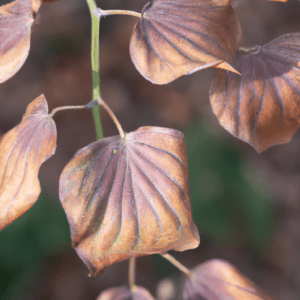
[0, 94, 57, 231]
[59, 127, 199, 277]
[210, 33, 300, 153]
[130, 0, 241, 84]
[183, 259, 274, 300]
[0, 0, 43, 83]
[97, 285, 155, 300]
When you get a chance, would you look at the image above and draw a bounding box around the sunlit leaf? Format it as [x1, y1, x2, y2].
[130, 0, 241, 84]
[97, 285, 155, 300]
[0, 0, 43, 83]
[210, 33, 300, 153]
[183, 259, 274, 300]
[268, 0, 287, 2]
[0, 95, 57, 231]
[59, 127, 200, 277]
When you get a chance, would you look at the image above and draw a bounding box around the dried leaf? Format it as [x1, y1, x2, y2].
[97, 285, 156, 300]
[130, 0, 241, 84]
[59, 127, 199, 277]
[0, 0, 42, 83]
[210, 33, 300, 153]
[268, 0, 287, 2]
[0, 95, 57, 231]
[183, 259, 274, 300]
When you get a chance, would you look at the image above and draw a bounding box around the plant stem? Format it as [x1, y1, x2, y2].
[161, 253, 193, 279]
[100, 9, 141, 18]
[86, 0, 103, 140]
[97, 97, 125, 138]
[129, 257, 136, 291]
[50, 105, 86, 117]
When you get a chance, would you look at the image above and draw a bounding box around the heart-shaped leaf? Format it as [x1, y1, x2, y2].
[0, 94, 57, 231]
[130, 0, 241, 84]
[210, 33, 300, 153]
[97, 285, 155, 300]
[183, 259, 274, 300]
[59, 127, 199, 277]
[0, 0, 43, 83]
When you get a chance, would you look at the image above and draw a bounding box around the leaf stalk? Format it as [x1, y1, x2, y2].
[129, 257, 136, 291]
[161, 253, 194, 279]
[96, 8, 141, 18]
[97, 97, 125, 139]
[50, 105, 87, 117]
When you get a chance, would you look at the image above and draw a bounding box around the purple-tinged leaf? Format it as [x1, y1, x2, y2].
[210, 33, 300, 152]
[183, 259, 274, 300]
[97, 285, 155, 300]
[59, 127, 199, 277]
[130, 0, 241, 84]
[0, 94, 57, 230]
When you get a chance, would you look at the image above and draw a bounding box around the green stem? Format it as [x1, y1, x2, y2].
[86, 0, 103, 140]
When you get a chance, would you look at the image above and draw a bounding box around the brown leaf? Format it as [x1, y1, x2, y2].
[183, 259, 274, 300]
[0, 94, 57, 231]
[59, 127, 199, 277]
[210, 33, 300, 153]
[0, 0, 42, 83]
[97, 285, 156, 300]
[268, 0, 287, 2]
[130, 0, 241, 84]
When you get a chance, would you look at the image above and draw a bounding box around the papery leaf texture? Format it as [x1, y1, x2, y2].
[210, 33, 300, 153]
[0, 0, 43, 83]
[59, 126, 200, 277]
[183, 259, 274, 300]
[130, 0, 242, 84]
[97, 285, 156, 300]
[0, 94, 57, 231]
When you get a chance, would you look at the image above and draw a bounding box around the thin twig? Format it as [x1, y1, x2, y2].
[99, 9, 141, 18]
[161, 253, 193, 279]
[97, 97, 125, 139]
[129, 257, 136, 291]
[50, 105, 86, 117]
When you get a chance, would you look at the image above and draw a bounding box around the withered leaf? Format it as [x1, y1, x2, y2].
[0, 0, 43, 83]
[130, 0, 241, 84]
[210, 33, 300, 153]
[183, 259, 274, 300]
[0, 94, 57, 231]
[97, 285, 156, 300]
[59, 127, 199, 277]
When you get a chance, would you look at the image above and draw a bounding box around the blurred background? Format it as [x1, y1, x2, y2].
[0, 0, 300, 299]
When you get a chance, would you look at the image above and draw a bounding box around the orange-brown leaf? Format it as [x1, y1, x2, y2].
[210, 33, 300, 153]
[130, 0, 241, 84]
[183, 259, 274, 300]
[59, 127, 199, 277]
[97, 285, 155, 300]
[0, 94, 57, 231]
[0, 0, 42, 83]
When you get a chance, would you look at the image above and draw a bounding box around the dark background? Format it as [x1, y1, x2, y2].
[0, 0, 300, 299]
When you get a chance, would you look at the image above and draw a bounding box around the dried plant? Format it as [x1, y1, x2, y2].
[1, 0, 297, 299]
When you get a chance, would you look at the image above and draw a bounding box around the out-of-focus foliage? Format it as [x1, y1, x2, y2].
[185, 120, 274, 249]
[0, 192, 70, 300]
